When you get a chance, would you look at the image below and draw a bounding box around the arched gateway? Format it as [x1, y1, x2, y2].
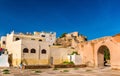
[78, 34, 120, 69]
[97, 45, 110, 67]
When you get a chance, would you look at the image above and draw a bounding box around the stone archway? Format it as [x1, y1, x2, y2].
[97, 45, 110, 67]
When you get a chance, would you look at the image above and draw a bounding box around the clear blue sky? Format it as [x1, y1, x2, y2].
[0, 0, 120, 40]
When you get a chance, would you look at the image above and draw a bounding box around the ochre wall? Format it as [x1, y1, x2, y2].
[50, 46, 74, 64]
[113, 34, 120, 42]
[78, 36, 120, 69]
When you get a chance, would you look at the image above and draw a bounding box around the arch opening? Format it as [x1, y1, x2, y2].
[31, 48, 36, 53]
[15, 37, 20, 41]
[23, 48, 29, 53]
[97, 45, 110, 67]
[41, 49, 47, 54]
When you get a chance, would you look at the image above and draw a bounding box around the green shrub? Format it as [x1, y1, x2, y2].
[63, 61, 69, 64]
[60, 33, 67, 38]
[3, 71, 10, 74]
[63, 70, 69, 72]
[63, 61, 74, 65]
[74, 68, 79, 70]
[35, 70, 42, 73]
[71, 51, 79, 55]
[2, 69, 10, 74]
[69, 61, 74, 64]
[3, 69, 9, 72]
[53, 68, 58, 70]
[104, 49, 110, 60]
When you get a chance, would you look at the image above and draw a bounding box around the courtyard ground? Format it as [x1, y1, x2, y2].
[0, 67, 120, 76]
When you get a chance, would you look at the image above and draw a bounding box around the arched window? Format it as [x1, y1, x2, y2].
[3, 41, 6, 44]
[41, 49, 46, 54]
[23, 48, 29, 53]
[31, 48, 36, 53]
[16, 37, 20, 41]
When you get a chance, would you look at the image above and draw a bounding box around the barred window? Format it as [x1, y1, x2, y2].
[41, 49, 46, 54]
[16, 37, 20, 41]
[31, 48, 36, 53]
[23, 48, 29, 53]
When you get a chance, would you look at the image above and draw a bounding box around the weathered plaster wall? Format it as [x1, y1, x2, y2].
[78, 36, 120, 69]
[50, 46, 74, 64]
[21, 39, 50, 65]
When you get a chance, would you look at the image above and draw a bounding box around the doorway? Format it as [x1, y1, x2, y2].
[50, 57, 53, 65]
[97, 45, 110, 67]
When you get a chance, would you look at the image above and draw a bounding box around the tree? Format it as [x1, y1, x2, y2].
[60, 33, 67, 38]
[104, 49, 110, 60]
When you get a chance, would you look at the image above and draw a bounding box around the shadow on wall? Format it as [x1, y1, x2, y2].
[8, 54, 13, 66]
[22, 59, 28, 65]
[86, 61, 93, 67]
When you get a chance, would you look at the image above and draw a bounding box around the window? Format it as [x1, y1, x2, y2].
[23, 48, 29, 53]
[41, 35, 45, 37]
[16, 37, 20, 41]
[39, 39, 42, 41]
[41, 49, 46, 54]
[3, 41, 6, 44]
[31, 48, 36, 53]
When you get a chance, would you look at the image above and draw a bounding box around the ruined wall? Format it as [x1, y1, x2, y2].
[50, 46, 74, 64]
[78, 42, 94, 67]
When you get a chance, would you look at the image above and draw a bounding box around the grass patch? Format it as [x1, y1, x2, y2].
[3, 71, 10, 74]
[63, 70, 69, 72]
[53, 68, 58, 70]
[2, 69, 10, 74]
[34, 70, 42, 73]
[63, 61, 74, 65]
[74, 68, 79, 70]
[2, 69, 9, 72]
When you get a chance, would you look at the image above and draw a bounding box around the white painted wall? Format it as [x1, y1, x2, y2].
[71, 54, 82, 65]
[0, 54, 9, 67]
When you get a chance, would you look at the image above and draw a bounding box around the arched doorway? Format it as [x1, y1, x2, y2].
[97, 45, 110, 67]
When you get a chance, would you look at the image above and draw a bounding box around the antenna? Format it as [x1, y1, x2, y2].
[9, 24, 14, 33]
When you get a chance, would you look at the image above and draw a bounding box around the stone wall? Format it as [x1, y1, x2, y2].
[50, 46, 74, 64]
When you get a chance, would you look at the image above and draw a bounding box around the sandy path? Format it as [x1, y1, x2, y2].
[0, 67, 120, 76]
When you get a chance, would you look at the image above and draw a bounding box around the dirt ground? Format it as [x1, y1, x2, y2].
[0, 67, 120, 76]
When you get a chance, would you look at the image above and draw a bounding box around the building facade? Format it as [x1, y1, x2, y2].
[2, 31, 120, 69]
[0, 31, 56, 66]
